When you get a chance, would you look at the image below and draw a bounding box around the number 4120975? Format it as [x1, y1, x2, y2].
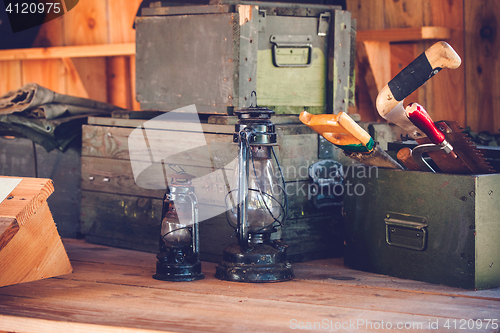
[5, 2, 61, 14]
[444, 319, 498, 330]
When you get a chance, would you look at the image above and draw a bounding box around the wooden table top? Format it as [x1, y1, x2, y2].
[0, 239, 499, 333]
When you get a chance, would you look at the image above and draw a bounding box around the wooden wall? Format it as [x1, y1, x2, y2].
[0, 0, 142, 110]
[0, 0, 498, 133]
[348, 0, 500, 134]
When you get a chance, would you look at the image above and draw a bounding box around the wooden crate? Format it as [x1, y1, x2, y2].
[135, 2, 353, 115]
[81, 115, 344, 262]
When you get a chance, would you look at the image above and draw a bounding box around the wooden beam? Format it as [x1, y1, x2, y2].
[0, 43, 135, 61]
[357, 26, 450, 42]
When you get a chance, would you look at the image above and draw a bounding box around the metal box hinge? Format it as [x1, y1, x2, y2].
[258, 9, 266, 33]
[385, 212, 428, 251]
[318, 12, 331, 36]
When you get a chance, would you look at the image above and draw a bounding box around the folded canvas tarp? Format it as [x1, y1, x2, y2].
[0, 83, 124, 151]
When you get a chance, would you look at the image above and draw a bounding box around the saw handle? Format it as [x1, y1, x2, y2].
[405, 103, 445, 144]
[376, 41, 461, 118]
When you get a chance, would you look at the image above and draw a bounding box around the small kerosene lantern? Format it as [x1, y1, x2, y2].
[215, 95, 294, 282]
[153, 171, 204, 281]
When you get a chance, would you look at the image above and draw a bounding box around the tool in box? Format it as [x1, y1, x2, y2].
[375, 41, 494, 174]
[404, 103, 495, 174]
[299, 110, 403, 169]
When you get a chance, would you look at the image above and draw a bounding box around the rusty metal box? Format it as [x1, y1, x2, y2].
[343, 167, 500, 289]
[135, 1, 353, 115]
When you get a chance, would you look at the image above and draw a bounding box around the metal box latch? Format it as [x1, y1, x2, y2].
[270, 35, 313, 67]
[385, 212, 428, 251]
[318, 12, 330, 36]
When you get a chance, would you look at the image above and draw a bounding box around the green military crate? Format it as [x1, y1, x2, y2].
[80, 113, 346, 262]
[343, 167, 500, 290]
[135, 1, 353, 115]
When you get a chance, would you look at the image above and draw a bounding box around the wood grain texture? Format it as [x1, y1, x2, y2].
[346, 0, 385, 30]
[0, 177, 72, 288]
[72, 57, 109, 103]
[0, 44, 135, 61]
[0, 61, 22, 95]
[106, 56, 133, 109]
[32, 15, 64, 48]
[464, 0, 500, 133]
[383, 0, 424, 29]
[352, 42, 380, 121]
[0, 239, 498, 333]
[422, 0, 465, 127]
[129, 55, 141, 110]
[82, 124, 235, 166]
[21, 59, 66, 95]
[107, 0, 142, 44]
[62, 58, 90, 98]
[0, 177, 54, 224]
[0, 218, 18, 252]
[0, 315, 170, 333]
[357, 27, 450, 42]
[107, 0, 142, 111]
[0, 201, 72, 287]
[364, 41, 391, 92]
[63, 0, 108, 46]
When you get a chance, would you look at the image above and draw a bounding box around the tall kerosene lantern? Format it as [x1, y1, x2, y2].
[153, 172, 204, 281]
[215, 99, 294, 282]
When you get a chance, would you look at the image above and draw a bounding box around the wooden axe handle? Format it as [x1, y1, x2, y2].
[376, 41, 461, 118]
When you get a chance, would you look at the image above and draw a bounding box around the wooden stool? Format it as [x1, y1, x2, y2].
[0, 177, 72, 287]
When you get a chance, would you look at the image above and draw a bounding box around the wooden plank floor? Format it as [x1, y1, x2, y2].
[0, 239, 499, 333]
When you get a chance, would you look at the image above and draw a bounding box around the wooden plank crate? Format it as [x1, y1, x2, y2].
[0, 177, 72, 287]
[81, 115, 344, 263]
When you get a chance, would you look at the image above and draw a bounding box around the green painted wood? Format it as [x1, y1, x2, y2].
[257, 48, 327, 108]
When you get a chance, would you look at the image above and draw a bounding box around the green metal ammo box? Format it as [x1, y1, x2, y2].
[135, 1, 353, 115]
[343, 167, 500, 290]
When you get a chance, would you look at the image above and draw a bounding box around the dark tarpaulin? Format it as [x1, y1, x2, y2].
[0, 83, 125, 152]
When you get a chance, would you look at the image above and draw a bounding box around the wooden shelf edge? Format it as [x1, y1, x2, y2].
[357, 27, 451, 43]
[0, 43, 135, 61]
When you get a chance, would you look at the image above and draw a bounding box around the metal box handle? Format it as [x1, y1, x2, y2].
[270, 35, 313, 67]
[385, 212, 428, 251]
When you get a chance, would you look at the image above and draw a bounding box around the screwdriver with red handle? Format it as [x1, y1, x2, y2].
[404, 103, 457, 159]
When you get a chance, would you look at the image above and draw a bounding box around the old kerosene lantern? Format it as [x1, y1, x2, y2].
[153, 171, 204, 281]
[215, 97, 294, 282]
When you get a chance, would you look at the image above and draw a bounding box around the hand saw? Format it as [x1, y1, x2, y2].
[405, 103, 494, 173]
[374, 41, 492, 173]
[299, 111, 403, 169]
[375, 41, 461, 141]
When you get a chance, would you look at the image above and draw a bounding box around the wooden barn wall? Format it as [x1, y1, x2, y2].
[0, 0, 142, 110]
[0, 0, 499, 133]
[347, 0, 500, 134]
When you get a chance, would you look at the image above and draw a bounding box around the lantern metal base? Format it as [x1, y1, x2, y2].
[215, 240, 294, 283]
[153, 247, 204, 282]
